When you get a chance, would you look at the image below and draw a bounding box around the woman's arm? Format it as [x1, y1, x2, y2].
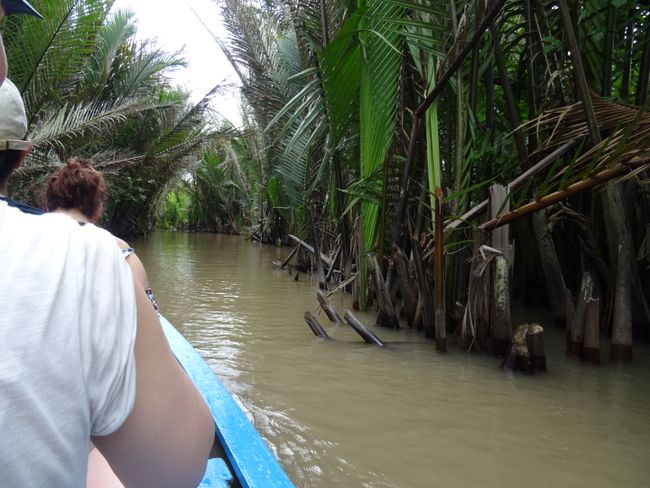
[115, 238, 151, 290]
[92, 281, 215, 488]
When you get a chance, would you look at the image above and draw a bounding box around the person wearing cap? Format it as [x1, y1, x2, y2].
[0, 79, 42, 213]
[0, 76, 215, 485]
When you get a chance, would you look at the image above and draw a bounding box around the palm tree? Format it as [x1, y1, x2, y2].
[2, 0, 219, 235]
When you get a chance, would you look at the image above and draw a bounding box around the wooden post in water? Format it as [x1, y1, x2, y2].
[489, 184, 512, 355]
[500, 323, 546, 373]
[582, 298, 600, 364]
[344, 311, 386, 347]
[304, 311, 329, 338]
[317, 291, 344, 325]
[526, 325, 547, 372]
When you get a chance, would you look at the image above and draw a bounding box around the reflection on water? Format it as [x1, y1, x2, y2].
[132, 232, 650, 488]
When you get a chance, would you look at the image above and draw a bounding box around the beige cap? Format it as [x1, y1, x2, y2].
[0, 79, 29, 151]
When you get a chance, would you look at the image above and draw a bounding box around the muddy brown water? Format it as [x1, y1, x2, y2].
[131, 231, 650, 488]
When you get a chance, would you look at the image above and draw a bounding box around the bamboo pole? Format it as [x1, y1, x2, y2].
[480, 158, 650, 232]
[442, 127, 577, 233]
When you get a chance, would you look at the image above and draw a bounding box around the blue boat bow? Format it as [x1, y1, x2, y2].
[160, 316, 295, 488]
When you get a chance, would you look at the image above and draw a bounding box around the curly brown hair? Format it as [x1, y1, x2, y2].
[45, 157, 107, 220]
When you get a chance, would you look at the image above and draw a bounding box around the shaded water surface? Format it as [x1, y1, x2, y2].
[132, 232, 650, 488]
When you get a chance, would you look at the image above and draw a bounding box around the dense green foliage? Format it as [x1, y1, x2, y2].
[2, 0, 648, 345]
[2, 0, 221, 236]
[218, 0, 650, 346]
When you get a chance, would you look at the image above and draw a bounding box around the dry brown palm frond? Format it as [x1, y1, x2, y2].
[514, 95, 650, 196]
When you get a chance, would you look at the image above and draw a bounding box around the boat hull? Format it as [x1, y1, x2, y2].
[160, 316, 295, 488]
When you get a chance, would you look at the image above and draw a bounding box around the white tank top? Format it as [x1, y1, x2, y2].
[0, 204, 137, 487]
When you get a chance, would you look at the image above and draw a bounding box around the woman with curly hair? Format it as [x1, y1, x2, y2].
[46, 157, 159, 313]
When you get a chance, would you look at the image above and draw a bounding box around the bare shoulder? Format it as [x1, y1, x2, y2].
[114, 237, 130, 250]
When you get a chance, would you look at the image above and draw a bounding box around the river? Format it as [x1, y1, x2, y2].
[131, 231, 650, 488]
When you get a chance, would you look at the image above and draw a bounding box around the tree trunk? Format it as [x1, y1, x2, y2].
[368, 254, 400, 328]
[309, 210, 327, 291]
[611, 233, 634, 361]
[490, 255, 512, 355]
[394, 246, 418, 327]
[412, 237, 436, 338]
[489, 185, 511, 355]
[334, 155, 352, 287]
[434, 187, 446, 351]
[569, 272, 594, 357]
[532, 211, 574, 328]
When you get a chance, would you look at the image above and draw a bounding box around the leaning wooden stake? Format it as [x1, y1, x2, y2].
[344, 311, 386, 347]
[287, 234, 333, 268]
[281, 245, 299, 269]
[317, 291, 343, 325]
[304, 311, 329, 338]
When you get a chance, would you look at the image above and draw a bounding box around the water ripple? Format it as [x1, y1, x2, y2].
[133, 232, 650, 488]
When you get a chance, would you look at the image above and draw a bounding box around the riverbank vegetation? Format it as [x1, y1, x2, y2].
[2, 0, 229, 236]
[214, 0, 650, 361]
[3, 1, 649, 361]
